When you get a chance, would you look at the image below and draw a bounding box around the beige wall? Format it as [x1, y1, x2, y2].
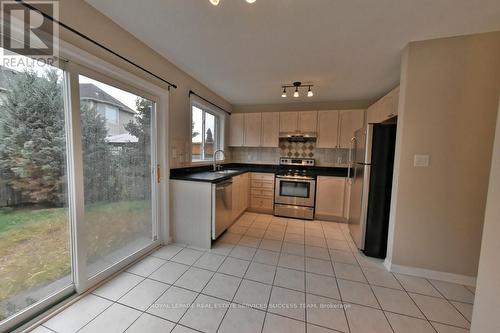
[470, 98, 500, 332]
[38, 0, 232, 169]
[387, 32, 500, 277]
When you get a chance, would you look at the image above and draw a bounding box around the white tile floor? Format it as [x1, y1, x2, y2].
[34, 213, 475, 333]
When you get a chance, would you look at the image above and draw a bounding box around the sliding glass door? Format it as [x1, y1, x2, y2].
[0, 51, 73, 323]
[78, 74, 157, 278]
[0, 55, 161, 330]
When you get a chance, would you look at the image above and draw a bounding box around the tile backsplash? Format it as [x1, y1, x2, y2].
[280, 141, 315, 158]
[229, 139, 350, 167]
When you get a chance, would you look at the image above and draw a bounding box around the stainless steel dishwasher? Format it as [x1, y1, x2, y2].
[212, 180, 233, 240]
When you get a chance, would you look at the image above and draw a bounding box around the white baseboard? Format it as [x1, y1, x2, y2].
[384, 260, 476, 286]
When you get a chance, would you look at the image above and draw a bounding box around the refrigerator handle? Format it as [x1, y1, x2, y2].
[347, 137, 356, 184]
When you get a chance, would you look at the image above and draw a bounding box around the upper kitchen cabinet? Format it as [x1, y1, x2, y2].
[298, 111, 318, 133]
[261, 112, 280, 147]
[243, 113, 262, 147]
[316, 110, 339, 148]
[279, 111, 318, 134]
[392, 86, 400, 117]
[338, 109, 365, 148]
[367, 86, 400, 124]
[366, 101, 379, 124]
[228, 113, 244, 147]
[279, 112, 299, 133]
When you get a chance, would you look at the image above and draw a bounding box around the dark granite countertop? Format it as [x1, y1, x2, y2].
[170, 163, 350, 183]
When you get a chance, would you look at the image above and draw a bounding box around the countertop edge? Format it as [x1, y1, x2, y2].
[170, 164, 350, 184]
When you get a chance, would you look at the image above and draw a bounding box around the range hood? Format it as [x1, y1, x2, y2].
[279, 132, 317, 142]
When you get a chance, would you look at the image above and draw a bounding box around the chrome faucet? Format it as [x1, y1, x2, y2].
[213, 149, 225, 171]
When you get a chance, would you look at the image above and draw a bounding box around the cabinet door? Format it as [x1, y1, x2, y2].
[339, 109, 365, 148]
[316, 111, 339, 148]
[298, 111, 318, 133]
[279, 112, 298, 133]
[261, 112, 280, 147]
[390, 86, 399, 118]
[315, 176, 345, 218]
[378, 94, 393, 122]
[366, 102, 378, 124]
[243, 113, 262, 147]
[228, 113, 244, 146]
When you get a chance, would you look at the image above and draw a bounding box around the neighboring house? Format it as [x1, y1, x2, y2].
[0, 70, 139, 206]
[79, 83, 137, 138]
[0, 71, 138, 140]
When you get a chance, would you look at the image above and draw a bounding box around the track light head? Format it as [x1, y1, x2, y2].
[307, 86, 313, 97]
[281, 87, 287, 98]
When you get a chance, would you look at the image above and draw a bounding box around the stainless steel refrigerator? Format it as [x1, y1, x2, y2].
[348, 123, 397, 258]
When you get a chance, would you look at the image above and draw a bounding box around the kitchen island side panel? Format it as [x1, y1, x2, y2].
[170, 180, 212, 249]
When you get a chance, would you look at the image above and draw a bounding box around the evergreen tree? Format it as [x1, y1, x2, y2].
[192, 122, 199, 138]
[205, 128, 214, 143]
[121, 97, 153, 200]
[80, 102, 115, 204]
[0, 68, 112, 205]
[0, 69, 66, 205]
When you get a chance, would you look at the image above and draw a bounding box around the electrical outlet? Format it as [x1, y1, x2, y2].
[414, 154, 430, 167]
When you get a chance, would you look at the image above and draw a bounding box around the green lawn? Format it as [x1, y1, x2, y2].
[0, 201, 151, 319]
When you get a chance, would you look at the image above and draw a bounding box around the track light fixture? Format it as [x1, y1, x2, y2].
[210, 0, 256, 5]
[281, 82, 315, 98]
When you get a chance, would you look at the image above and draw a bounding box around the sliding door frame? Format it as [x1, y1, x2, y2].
[0, 37, 170, 331]
[63, 50, 168, 293]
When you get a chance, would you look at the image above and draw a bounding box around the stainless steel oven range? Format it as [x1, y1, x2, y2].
[274, 158, 316, 220]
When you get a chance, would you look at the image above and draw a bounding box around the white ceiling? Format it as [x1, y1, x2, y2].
[86, 0, 500, 105]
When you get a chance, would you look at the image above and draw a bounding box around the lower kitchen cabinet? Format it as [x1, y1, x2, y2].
[171, 174, 249, 249]
[249, 172, 274, 213]
[232, 173, 249, 221]
[171, 180, 213, 248]
[315, 176, 346, 221]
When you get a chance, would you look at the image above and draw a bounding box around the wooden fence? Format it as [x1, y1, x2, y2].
[0, 176, 24, 208]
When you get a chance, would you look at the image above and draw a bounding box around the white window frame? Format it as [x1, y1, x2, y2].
[0, 37, 170, 333]
[190, 98, 226, 164]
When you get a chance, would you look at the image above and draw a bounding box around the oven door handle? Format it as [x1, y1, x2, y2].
[276, 177, 315, 183]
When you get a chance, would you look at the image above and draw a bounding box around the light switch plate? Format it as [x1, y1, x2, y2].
[414, 154, 430, 167]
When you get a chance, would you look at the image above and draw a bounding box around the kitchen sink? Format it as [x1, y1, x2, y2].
[213, 169, 240, 175]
